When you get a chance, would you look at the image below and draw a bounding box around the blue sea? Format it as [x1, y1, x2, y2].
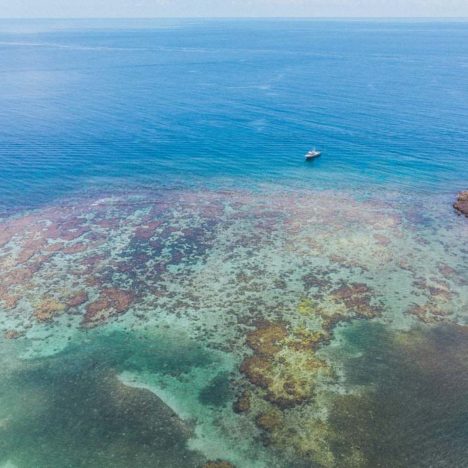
[0, 19, 467, 468]
[1, 19, 468, 213]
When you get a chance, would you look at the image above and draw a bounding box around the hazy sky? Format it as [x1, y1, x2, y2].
[1, 0, 467, 18]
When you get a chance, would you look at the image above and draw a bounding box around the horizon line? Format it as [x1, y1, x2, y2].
[1, 16, 468, 20]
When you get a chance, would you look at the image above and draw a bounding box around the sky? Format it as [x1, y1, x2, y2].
[0, 0, 467, 18]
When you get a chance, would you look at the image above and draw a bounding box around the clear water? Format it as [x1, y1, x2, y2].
[0, 19, 467, 468]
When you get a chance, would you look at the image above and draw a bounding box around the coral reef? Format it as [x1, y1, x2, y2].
[0, 188, 462, 335]
[34, 298, 66, 322]
[232, 390, 251, 413]
[0, 187, 465, 467]
[240, 322, 330, 408]
[245, 321, 288, 356]
[3, 330, 23, 340]
[454, 190, 468, 216]
[255, 409, 283, 432]
[407, 276, 458, 324]
[83, 288, 134, 327]
[66, 291, 88, 308]
[330, 283, 381, 319]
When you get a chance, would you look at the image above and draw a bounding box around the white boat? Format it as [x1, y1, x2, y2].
[305, 148, 321, 160]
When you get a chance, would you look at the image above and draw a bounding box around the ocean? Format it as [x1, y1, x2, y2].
[0, 19, 467, 468]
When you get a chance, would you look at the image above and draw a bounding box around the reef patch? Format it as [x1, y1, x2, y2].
[240, 321, 330, 408]
[454, 190, 468, 217]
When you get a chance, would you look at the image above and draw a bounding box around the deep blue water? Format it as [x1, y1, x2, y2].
[0, 19, 467, 213]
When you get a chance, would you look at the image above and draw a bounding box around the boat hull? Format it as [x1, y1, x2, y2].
[305, 152, 321, 160]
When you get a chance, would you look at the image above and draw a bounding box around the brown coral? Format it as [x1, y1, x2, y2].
[453, 190, 468, 217]
[0, 293, 19, 310]
[255, 410, 282, 432]
[16, 238, 46, 263]
[240, 356, 272, 390]
[66, 291, 88, 308]
[331, 283, 381, 318]
[240, 322, 329, 408]
[233, 390, 251, 413]
[34, 298, 66, 322]
[63, 243, 88, 255]
[245, 322, 288, 356]
[288, 327, 330, 351]
[134, 221, 162, 240]
[4, 330, 24, 340]
[82, 288, 134, 327]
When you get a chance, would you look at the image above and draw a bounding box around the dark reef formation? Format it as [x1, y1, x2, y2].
[0, 332, 207, 468]
[325, 321, 468, 468]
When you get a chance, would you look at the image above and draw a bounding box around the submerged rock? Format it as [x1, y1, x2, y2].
[454, 190, 468, 217]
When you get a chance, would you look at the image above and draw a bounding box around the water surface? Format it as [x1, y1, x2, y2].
[0, 19, 467, 468]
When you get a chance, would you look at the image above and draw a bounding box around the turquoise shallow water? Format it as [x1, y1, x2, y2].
[0, 19, 467, 468]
